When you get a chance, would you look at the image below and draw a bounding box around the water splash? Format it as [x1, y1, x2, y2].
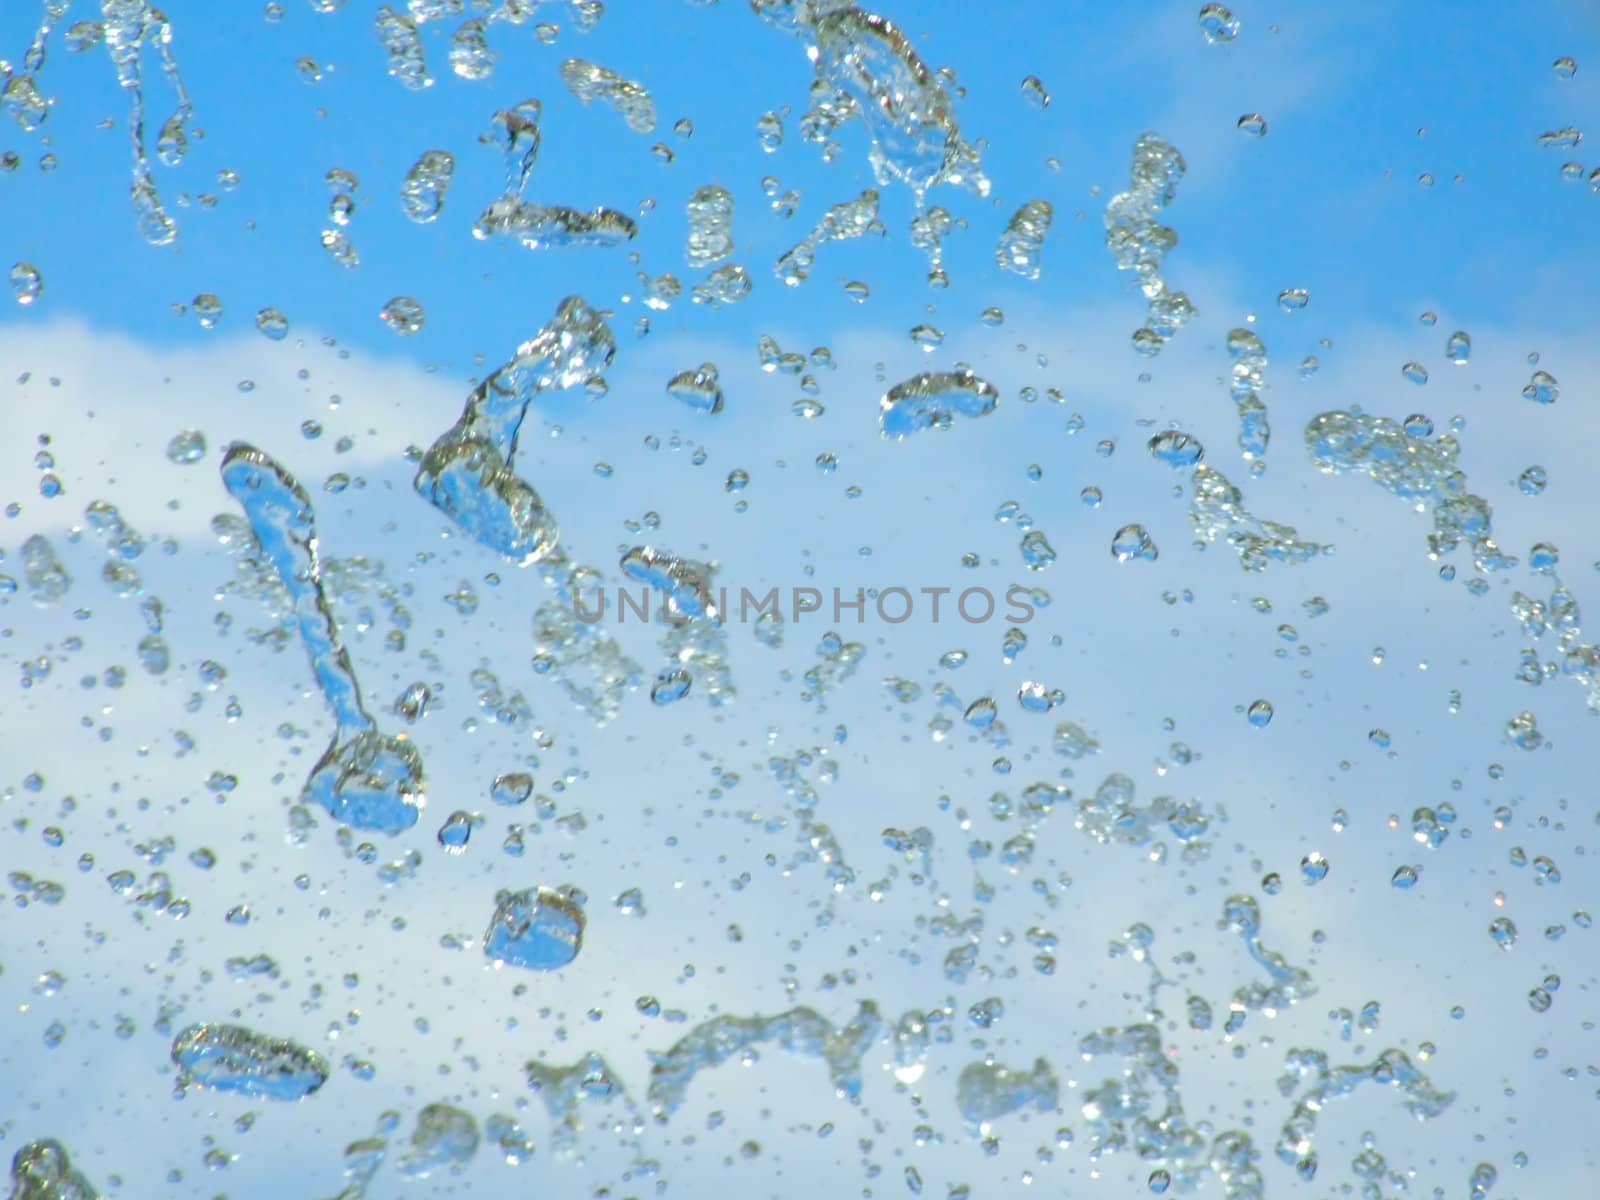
[21, 534, 71, 606]
[1077, 1021, 1266, 1197]
[685, 184, 734, 266]
[1071, 772, 1212, 862]
[646, 1001, 881, 1117]
[396, 1104, 479, 1179]
[7, 1139, 99, 1200]
[524, 1052, 640, 1156]
[222, 443, 425, 833]
[468, 97, 634, 248]
[559, 58, 655, 132]
[448, 17, 495, 79]
[414, 295, 613, 563]
[484, 97, 541, 196]
[401, 149, 454, 222]
[996, 199, 1051, 279]
[758, 3, 988, 198]
[619, 545, 735, 706]
[530, 551, 644, 724]
[776, 187, 883, 285]
[1227, 327, 1269, 458]
[1305, 409, 1508, 571]
[955, 1057, 1058, 1124]
[1274, 1047, 1454, 1180]
[473, 197, 636, 249]
[18, 0, 200, 245]
[1190, 464, 1326, 570]
[880, 367, 999, 438]
[375, 6, 430, 89]
[483, 884, 585, 969]
[1221, 894, 1315, 1017]
[909, 204, 954, 285]
[1104, 133, 1194, 354]
[171, 1022, 330, 1099]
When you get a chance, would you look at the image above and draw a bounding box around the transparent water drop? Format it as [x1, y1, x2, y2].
[1300, 852, 1329, 884]
[1111, 524, 1158, 562]
[1522, 370, 1558, 405]
[10, 261, 42, 305]
[166, 430, 207, 465]
[193, 294, 223, 329]
[651, 667, 693, 704]
[1237, 113, 1268, 137]
[380, 296, 425, 335]
[1489, 916, 1517, 949]
[1553, 56, 1577, 78]
[255, 307, 289, 340]
[1019, 75, 1050, 109]
[667, 363, 723, 414]
[1402, 361, 1429, 385]
[1517, 466, 1547, 495]
[755, 110, 784, 151]
[437, 810, 473, 853]
[1276, 287, 1308, 312]
[1246, 699, 1274, 727]
[1198, 3, 1240, 42]
[1445, 330, 1471, 363]
[1391, 864, 1420, 889]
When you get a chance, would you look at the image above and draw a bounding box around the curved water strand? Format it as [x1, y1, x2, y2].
[220, 444, 373, 738]
[413, 295, 614, 564]
[221, 443, 424, 832]
[646, 1001, 881, 1118]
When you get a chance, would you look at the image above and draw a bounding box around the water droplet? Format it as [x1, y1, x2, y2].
[1505, 710, 1543, 750]
[380, 296, 425, 335]
[1237, 113, 1268, 137]
[996, 198, 1052, 279]
[1111, 524, 1158, 562]
[192, 293, 223, 329]
[880, 368, 999, 438]
[437, 810, 473, 853]
[755, 110, 784, 152]
[1198, 3, 1240, 42]
[1276, 287, 1308, 312]
[651, 667, 693, 704]
[1522, 370, 1558, 405]
[667, 363, 724, 414]
[401, 149, 455, 222]
[165, 430, 207, 465]
[1489, 916, 1517, 949]
[255, 307, 289, 340]
[171, 1023, 329, 1099]
[1402, 361, 1429, 385]
[1020, 75, 1050, 109]
[9, 261, 42, 305]
[1391, 864, 1420, 889]
[1246, 699, 1274, 727]
[484, 885, 585, 970]
[1445, 330, 1471, 363]
[560, 58, 656, 133]
[1300, 852, 1329, 884]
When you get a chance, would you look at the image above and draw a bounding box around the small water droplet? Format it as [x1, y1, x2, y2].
[380, 296, 425, 335]
[9, 262, 42, 305]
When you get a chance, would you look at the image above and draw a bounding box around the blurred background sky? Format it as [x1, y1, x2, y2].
[2, 1, 1599, 1198]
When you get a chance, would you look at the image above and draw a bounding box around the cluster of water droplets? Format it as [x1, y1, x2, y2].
[472, 97, 637, 250]
[1104, 133, 1195, 354]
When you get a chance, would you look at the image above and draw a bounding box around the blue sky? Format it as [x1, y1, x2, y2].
[2, 2, 1599, 1198]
